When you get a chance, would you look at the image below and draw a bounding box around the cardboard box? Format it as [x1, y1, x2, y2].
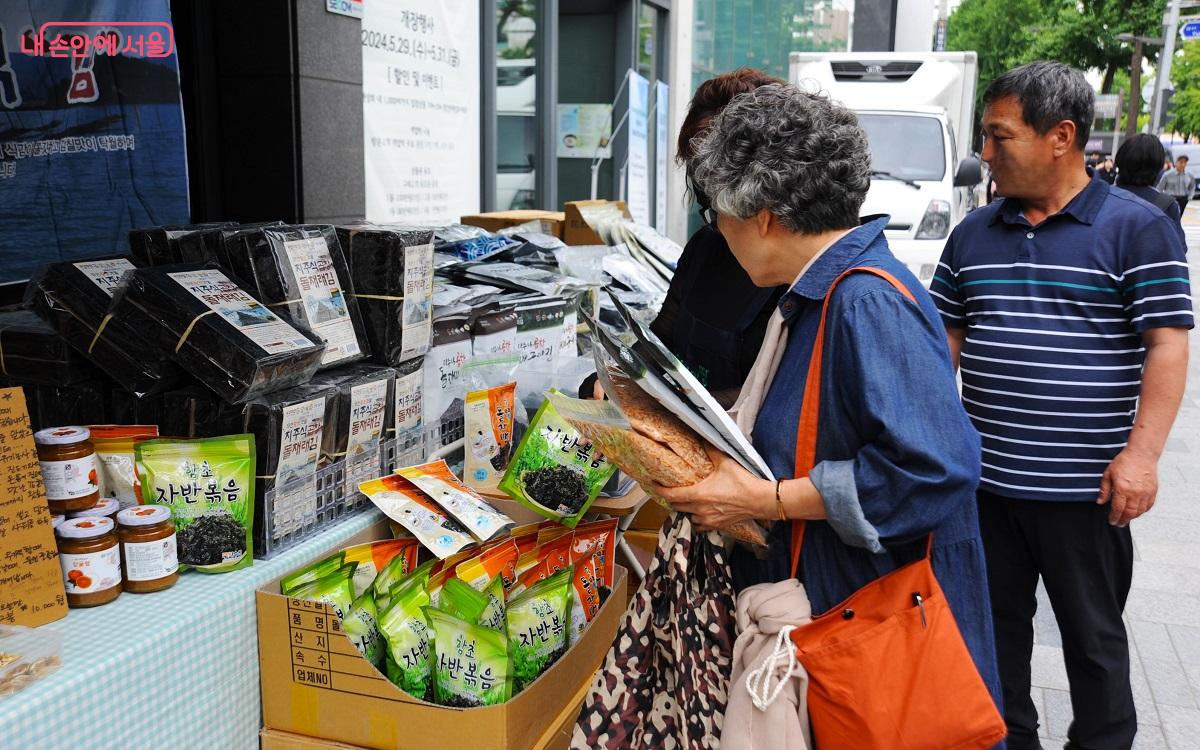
[460, 210, 565, 239]
[561, 200, 632, 246]
[261, 729, 370, 750]
[257, 519, 626, 750]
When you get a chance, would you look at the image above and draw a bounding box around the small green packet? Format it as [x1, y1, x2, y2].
[439, 577, 489, 624]
[378, 558, 436, 613]
[425, 607, 514, 707]
[344, 589, 384, 669]
[136, 434, 256, 573]
[506, 568, 573, 692]
[281, 551, 346, 596]
[379, 577, 434, 701]
[288, 563, 358, 620]
[478, 575, 506, 632]
[499, 395, 616, 528]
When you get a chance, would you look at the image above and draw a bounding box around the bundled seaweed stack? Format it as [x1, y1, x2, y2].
[25, 256, 182, 397]
[309, 364, 397, 489]
[238, 382, 338, 553]
[0, 309, 101, 386]
[128, 222, 238, 266]
[159, 386, 244, 438]
[388, 356, 425, 456]
[109, 388, 165, 429]
[222, 224, 369, 369]
[19, 380, 113, 432]
[336, 224, 435, 367]
[107, 264, 325, 403]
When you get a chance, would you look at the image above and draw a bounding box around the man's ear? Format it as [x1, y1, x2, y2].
[1051, 119, 1078, 158]
[755, 209, 773, 237]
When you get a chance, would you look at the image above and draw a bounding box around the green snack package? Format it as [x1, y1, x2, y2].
[478, 575, 506, 632]
[379, 577, 434, 701]
[425, 607, 514, 707]
[499, 395, 616, 528]
[506, 568, 573, 692]
[288, 563, 358, 620]
[344, 589, 384, 669]
[378, 558, 436, 613]
[439, 577, 489, 624]
[136, 434, 256, 573]
[281, 551, 346, 596]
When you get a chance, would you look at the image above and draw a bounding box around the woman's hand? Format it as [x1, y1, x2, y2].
[652, 445, 775, 531]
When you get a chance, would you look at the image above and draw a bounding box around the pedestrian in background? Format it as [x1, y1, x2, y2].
[934, 61, 1192, 750]
[1115, 133, 1185, 243]
[1156, 154, 1193, 214]
[1097, 155, 1116, 184]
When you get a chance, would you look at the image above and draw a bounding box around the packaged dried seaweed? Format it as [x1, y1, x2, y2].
[389, 357, 425, 455]
[128, 222, 237, 266]
[25, 256, 182, 397]
[423, 308, 473, 440]
[135, 434, 256, 573]
[396, 460, 514, 544]
[499, 395, 616, 528]
[512, 295, 566, 369]
[0, 310, 100, 386]
[506, 568, 573, 692]
[425, 607, 513, 707]
[462, 356, 525, 494]
[470, 301, 518, 358]
[336, 224, 435, 366]
[310, 364, 396, 491]
[159, 386, 243, 439]
[360, 474, 476, 559]
[108, 264, 325, 403]
[109, 388, 165, 429]
[223, 224, 369, 368]
[16, 380, 113, 432]
[379, 577, 434, 700]
[239, 383, 337, 552]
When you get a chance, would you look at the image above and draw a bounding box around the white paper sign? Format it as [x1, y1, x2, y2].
[363, 0, 480, 223]
[654, 80, 669, 234]
[627, 71, 651, 226]
[557, 103, 613, 159]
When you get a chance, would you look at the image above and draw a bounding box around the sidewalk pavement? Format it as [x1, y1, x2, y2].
[1027, 204, 1200, 749]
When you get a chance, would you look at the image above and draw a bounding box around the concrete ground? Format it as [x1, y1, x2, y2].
[1026, 203, 1200, 749]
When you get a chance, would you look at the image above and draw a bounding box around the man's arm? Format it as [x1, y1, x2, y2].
[946, 326, 966, 371]
[1098, 327, 1190, 526]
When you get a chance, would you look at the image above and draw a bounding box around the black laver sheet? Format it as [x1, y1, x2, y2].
[107, 264, 326, 404]
[0, 309, 100, 386]
[25, 256, 182, 397]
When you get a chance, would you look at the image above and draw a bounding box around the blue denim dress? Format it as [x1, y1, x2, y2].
[731, 217, 1004, 719]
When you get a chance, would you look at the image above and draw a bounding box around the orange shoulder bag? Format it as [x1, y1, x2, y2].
[786, 267, 1007, 749]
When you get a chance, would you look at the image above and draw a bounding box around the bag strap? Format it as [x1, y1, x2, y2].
[789, 266, 917, 578]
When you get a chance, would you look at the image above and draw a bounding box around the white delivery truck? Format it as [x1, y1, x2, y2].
[790, 52, 984, 283]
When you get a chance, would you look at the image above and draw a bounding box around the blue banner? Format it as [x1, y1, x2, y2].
[0, 1, 188, 284]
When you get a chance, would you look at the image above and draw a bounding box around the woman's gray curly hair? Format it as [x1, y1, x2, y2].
[687, 83, 871, 234]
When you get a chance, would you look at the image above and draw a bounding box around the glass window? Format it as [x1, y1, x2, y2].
[496, 1, 537, 210]
[638, 4, 658, 81]
[857, 114, 947, 182]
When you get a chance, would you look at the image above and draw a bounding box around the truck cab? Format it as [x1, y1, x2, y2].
[790, 52, 983, 284]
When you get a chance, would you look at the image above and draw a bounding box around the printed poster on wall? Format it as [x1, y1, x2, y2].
[557, 103, 613, 159]
[362, 0, 480, 224]
[0, 1, 189, 285]
[655, 80, 669, 234]
[626, 71, 651, 226]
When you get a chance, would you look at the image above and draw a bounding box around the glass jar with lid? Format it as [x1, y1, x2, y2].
[35, 426, 99, 513]
[116, 505, 179, 593]
[56, 516, 122, 607]
[67, 498, 120, 522]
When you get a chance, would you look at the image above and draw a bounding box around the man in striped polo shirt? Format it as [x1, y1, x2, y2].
[935, 62, 1192, 750]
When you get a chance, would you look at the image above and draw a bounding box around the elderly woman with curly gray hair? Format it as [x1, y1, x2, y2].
[655, 83, 1004, 738]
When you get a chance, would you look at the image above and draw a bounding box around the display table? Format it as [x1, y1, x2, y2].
[0, 510, 384, 750]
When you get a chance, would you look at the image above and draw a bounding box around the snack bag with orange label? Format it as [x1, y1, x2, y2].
[569, 517, 618, 587]
[462, 357, 527, 493]
[396, 460, 513, 543]
[457, 538, 519, 594]
[89, 425, 159, 510]
[342, 538, 420, 598]
[360, 474, 475, 559]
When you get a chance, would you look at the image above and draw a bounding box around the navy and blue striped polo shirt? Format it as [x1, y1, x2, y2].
[933, 174, 1193, 501]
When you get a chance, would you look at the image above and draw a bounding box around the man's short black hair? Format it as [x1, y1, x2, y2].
[1178, 155, 1190, 163]
[984, 61, 1094, 151]
[1114, 133, 1166, 187]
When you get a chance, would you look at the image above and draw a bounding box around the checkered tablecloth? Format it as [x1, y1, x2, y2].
[0, 510, 384, 750]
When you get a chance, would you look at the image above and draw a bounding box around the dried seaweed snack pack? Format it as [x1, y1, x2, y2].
[370, 543, 424, 601]
[251, 225, 369, 368]
[396, 460, 514, 543]
[336, 224, 434, 366]
[425, 607, 513, 707]
[136, 434, 255, 573]
[25, 256, 182, 397]
[470, 300, 518, 359]
[360, 474, 476, 559]
[438, 577, 490, 624]
[342, 538, 420, 598]
[376, 557, 435, 614]
[379, 578, 434, 700]
[569, 518, 618, 588]
[478, 575, 506, 631]
[90, 426, 159, 510]
[464, 382, 518, 494]
[112, 264, 325, 403]
[242, 383, 336, 548]
[423, 308, 472, 437]
[499, 396, 616, 527]
[566, 541, 605, 644]
[512, 295, 566, 369]
[281, 551, 346, 596]
[0, 310, 100, 386]
[506, 568, 573, 693]
[344, 589, 385, 669]
[288, 563, 358, 621]
[457, 538, 519, 594]
[309, 364, 396, 488]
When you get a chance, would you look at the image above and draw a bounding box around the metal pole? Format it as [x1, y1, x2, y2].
[1153, 0, 1182, 132]
[1112, 89, 1124, 155]
[1128, 40, 1143, 141]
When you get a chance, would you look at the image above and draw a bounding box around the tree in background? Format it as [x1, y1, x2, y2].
[1169, 41, 1200, 141]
